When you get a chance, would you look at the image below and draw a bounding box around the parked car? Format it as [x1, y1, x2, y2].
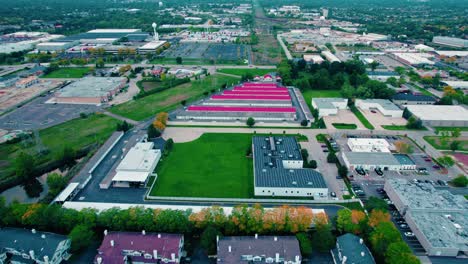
[376, 188, 385, 194]
[321, 145, 327, 148]
[375, 168, 384, 176]
[371, 110, 377, 113]
[323, 149, 329, 153]
[438, 180, 448, 186]
[336, 175, 343, 179]
[355, 168, 366, 175]
[400, 224, 409, 229]
[397, 220, 406, 225]
[424, 158, 432, 162]
[404, 232, 415, 237]
[432, 165, 441, 169]
[330, 192, 336, 198]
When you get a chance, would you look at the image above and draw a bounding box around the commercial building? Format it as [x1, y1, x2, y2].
[52, 29, 143, 44]
[36, 41, 76, 52]
[384, 179, 468, 257]
[355, 99, 403, 117]
[95, 231, 184, 264]
[137, 40, 168, 54]
[393, 53, 435, 66]
[331, 234, 376, 264]
[347, 138, 391, 153]
[0, 75, 19, 88]
[0, 228, 71, 264]
[433, 36, 468, 48]
[217, 236, 301, 264]
[321, 51, 341, 63]
[303, 54, 324, 64]
[441, 81, 468, 90]
[111, 142, 161, 188]
[253, 136, 328, 198]
[0, 32, 63, 54]
[391, 93, 436, 105]
[15, 76, 39, 88]
[405, 105, 468, 127]
[342, 152, 416, 171]
[414, 44, 435, 52]
[311, 98, 347, 117]
[53, 77, 127, 105]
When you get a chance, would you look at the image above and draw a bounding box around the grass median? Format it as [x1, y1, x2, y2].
[350, 105, 374, 130]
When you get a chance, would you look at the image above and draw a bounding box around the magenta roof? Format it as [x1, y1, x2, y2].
[234, 87, 288, 92]
[187, 106, 296, 113]
[223, 90, 289, 96]
[243, 82, 277, 87]
[95, 232, 183, 264]
[211, 95, 291, 100]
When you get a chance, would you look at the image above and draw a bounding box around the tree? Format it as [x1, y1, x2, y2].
[312, 218, 335, 252]
[327, 152, 338, 163]
[386, 241, 420, 264]
[337, 209, 367, 234]
[450, 140, 460, 152]
[301, 149, 309, 162]
[147, 125, 161, 139]
[394, 141, 413, 154]
[58, 145, 76, 168]
[365, 197, 388, 213]
[68, 224, 94, 253]
[165, 138, 174, 152]
[153, 120, 166, 131]
[452, 128, 461, 138]
[15, 152, 35, 181]
[369, 61, 379, 72]
[47, 173, 67, 195]
[95, 58, 105, 68]
[338, 166, 348, 178]
[116, 121, 131, 132]
[368, 210, 391, 228]
[370, 222, 402, 258]
[406, 116, 423, 129]
[436, 155, 455, 168]
[176, 56, 182, 64]
[300, 120, 308, 127]
[246, 117, 255, 128]
[451, 175, 468, 187]
[296, 233, 313, 257]
[308, 160, 317, 169]
[156, 112, 169, 125]
[200, 226, 221, 255]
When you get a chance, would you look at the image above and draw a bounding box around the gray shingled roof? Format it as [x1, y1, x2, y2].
[253, 136, 327, 188]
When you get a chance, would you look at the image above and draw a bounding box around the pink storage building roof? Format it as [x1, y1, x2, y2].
[187, 106, 296, 113]
[243, 82, 277, 87]
[211, 95, 290, 101]
[234, 87, 288, 92]
[223, 90, 289, 96]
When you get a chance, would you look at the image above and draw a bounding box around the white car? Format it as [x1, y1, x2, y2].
[404, 232, 415, 237]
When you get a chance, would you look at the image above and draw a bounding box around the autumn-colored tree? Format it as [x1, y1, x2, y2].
[189, 206, 227, 229]
[153, 120, 166, 131]
[370, 222, 402, 258]
[443, 86, 457, 97]
[21, 203, 46, 226]
[394, 140, 413, 154]
[156, 112, 169, 125]
[337, 209, 368, 234]
[288, 206, 314, 233]
[368, 210, 391, 228]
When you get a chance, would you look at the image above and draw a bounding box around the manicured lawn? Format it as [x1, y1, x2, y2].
[435, 127, 468, 132]
[382, 125, 427, 131]
[410, 83, 434, 97]
[333, 123, 357, 129]
[217, 68, 275, 76]
[0, 114, 119, 184]
[149, 133, 253, 198]
[42, 67, 92, 78]
[109, 74, 241, 121]
[301, 89, 342, 112]
[350, 106, 375, 130]
[423, 136, 468, 151]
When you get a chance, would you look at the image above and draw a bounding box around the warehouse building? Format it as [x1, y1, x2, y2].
[137, 40, 168, 54]
[355, 99, 403, 117]
[433, 36, 468, 48]
[52, 29, 143, 44]
[111, 142, 161, 188]
[347, 138, 391, 153]
[217, 236, 301, 264]
[322, 51, 341, 63]
[331, 234, 375, 264]
[253, 136, 328, 198]
[0, 75, 18, 88]
[441, 81, 468, 90]
[405, 105, 468, 127]
[342, 152, 416, 171]
[393, 53, 435, 66]
[303, 54, 324, 64]
[391, 93, 436, 105]
[311, 98, 348, 117]
[53, 77, 127, 105]
[384, 179, 468, 257]
[36, 41, 77, 52]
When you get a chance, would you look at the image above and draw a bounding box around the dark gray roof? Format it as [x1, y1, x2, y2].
[217, 236, 301, 264]
[343, 152, 401, 166]
[253, 136, 327, 188]
[0, 228, 69, 261]
[333, 234, 376, 264]
[392, 93, 436, 102]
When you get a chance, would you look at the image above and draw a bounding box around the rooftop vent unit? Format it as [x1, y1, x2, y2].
[292, 181, 297, 185]
[307, 182, 312, 185]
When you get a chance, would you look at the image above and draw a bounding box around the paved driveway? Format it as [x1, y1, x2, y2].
[360, 109, 407, 130]
[324, 110, 367, 130]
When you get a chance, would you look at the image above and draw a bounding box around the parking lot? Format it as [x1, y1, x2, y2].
[162, 43, 251, 62]
[323, 110, 367, 130]
[0, 93, 101, 130]
[360, 109, 407, 130]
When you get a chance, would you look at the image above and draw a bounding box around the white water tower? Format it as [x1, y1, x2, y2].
[152, 22, 159, 41]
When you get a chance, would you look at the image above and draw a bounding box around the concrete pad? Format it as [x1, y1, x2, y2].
[323, 110, 366, 130]
[361, 109, 407, 130]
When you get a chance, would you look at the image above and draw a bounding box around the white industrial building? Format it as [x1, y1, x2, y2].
[355, 99, 403, 117]
[414, 44, 435, 52]
[405, 105, 468, 127]
[36, 41, 76, 52]
[384, 179, 468, 257]
[393, 53, 435, 66]
[321, 51, 341, 63]
[441, 81, 468, 90]
[111, 142, 161, 188]
[432, 36, 468, 48]
[311, 98, 348, 117]
[347, 138, 391, 153]
[303, 54, 324, 64]
[342, 152, 416, 171]
[137, 40, 168, 54]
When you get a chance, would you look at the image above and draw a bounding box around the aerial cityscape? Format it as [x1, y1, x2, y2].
[0, 0, 466, 263]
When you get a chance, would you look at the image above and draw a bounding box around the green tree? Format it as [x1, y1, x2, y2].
[327, 152, 338, 163]
[452, 128, 461, 138]
[313, 221, 335, 252]
[246, 117, 255, 127]
[301, 149, 309, 162]
[14, 152, 35, 181]
[296, 233, 313, 257]
[336, 209, 367, 234]
[386, 241, 420, 264]
[338, 165, 348, 178]
[95, 58, 105, 68]
[369, 61, 379, 72]
[147, 125, 161, 138]
[365, 197, 388, 212]
[370, 222, 402, 258]
[200, 226, 221, 255]
[406, 116, 423, 129]
[436, 155, 455, 168]
[176, 56, 182, 64]
[450, 140, 460, 152]
[69, 224, 94, 253]
[451, 175, 468, 187]
[47, 173, 67, 195]
[308, 160, 317, 169]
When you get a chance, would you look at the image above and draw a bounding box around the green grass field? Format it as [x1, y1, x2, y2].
[217, 68, 275, 76]
[42, 67, 92, 78]
[350, 106, 375, 130]
[333, 123, 357, 129]
[301, 89, 342, 112]
[0, 114, 119, 183]
[435, 127, 468, 132]
[150, 58, 246, 66]
[149, 133, 253, 198]
[382, 125, 428, 131]
[109, 74, 240, 121]
[423, 136, 468, 151]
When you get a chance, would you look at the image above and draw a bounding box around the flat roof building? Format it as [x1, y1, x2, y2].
[393, 53, 435, 66]
[303, 54, 324, 64]
[392, 93, 436, 106]
[384, 179, 468, 257]
[342, 152, 416, 171]
[433, 36, 468, 48]
[112, 142, 161, 188]
[0, 227, 71, 264]
[331, 234, 376, 264]
[311, 98, 348, 117]
[322, 51, 341, 63]
[347, 138, 391, 153]
[217, 236, 301, 264]
[355, 99, 403, 117]
[253, 136, 328, 198]
[441, 81, 468, 90]
[54, 77, 127, 105]
[137, 40, 168, 54]
[405, 105, 468, 127]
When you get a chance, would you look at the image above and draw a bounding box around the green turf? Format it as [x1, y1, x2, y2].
[0, 114, 120, 182]
[41, 67, 92, 78]
[149, 133, 254, 198]
[350, 106, 375, 130]
[109, 74, 241, 121]
[216, 68, 275, 76]
[410, 83, 434, 97]
[423, 136, 468, 151]
[382, 125, 427, 131]
[301, 89, 341, 112]
[332, 123, 357, 129]
[435, 127, 468, 132]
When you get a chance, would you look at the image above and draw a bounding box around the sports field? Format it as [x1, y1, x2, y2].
[42, 67, 92, 78]
[149, 133, 253, 198]
[109, 74, 240, 121]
